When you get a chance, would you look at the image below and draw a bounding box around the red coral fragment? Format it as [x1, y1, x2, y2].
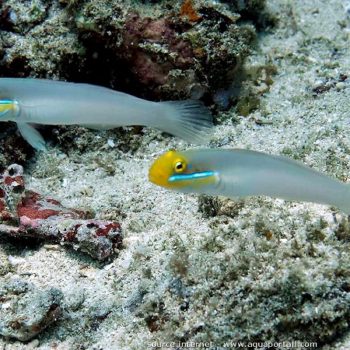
[4, 175, 25, 190]
[0, 198, 14, 221]
[96, 223, 121, 237]
[63, 224, 81, 242]
[17, 192, 60, 220]
[17, 191, 84, 220]
[0, 164, 123, 261]
[46, 198, 62, 206]
[180, 0, 201, 22]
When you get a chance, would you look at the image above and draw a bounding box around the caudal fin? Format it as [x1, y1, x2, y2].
[157, 100, 213, 144]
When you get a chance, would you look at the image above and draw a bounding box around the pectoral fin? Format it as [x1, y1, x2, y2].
[17, 123, 47, 151]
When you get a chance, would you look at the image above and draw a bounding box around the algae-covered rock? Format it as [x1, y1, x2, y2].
[74, 0, 257, 102]
[0, 0, 82, 77]
[0, 249, 12, 276]
[0, 126, 34, 168]
[0, 0, 262, 104]
[0, 279, 63, 341]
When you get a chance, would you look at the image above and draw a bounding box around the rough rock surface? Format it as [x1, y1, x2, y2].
[0, 279, 62, 341]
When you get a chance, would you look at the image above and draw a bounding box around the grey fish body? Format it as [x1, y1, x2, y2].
[0, 78, 212, 150]
[182, 149, 350, 213]
[0, 79, 158, 125]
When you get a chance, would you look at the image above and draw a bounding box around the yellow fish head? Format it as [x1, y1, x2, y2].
[149, 149, 217, 190]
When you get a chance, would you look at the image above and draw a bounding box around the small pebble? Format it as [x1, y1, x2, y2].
[8, 255, 26, 266]
[336, 81, 345, 90]
[107, 139, 115, 148]
[27, 339, 40, 348]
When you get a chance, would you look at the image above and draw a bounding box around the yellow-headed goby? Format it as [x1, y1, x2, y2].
[149, 148, 350, 213]
[0, 78, 213, 151]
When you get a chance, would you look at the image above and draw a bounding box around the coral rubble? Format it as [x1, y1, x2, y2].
[0, 0, 261, 102]
[0, 279, 62, 341]
[0, 164, 122, 261]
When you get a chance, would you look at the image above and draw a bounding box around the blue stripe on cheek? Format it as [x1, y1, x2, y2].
[169, 171, 216, 182]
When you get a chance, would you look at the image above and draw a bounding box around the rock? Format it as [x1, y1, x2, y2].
[0, 279, 63, 342]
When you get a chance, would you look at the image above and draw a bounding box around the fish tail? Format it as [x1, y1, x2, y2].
[157, 100, 213, 144]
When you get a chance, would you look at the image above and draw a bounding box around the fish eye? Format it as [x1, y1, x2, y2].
[174, 160, 186, 173]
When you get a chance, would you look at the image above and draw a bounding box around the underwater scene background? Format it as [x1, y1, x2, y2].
[1, 0, 350, 349]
